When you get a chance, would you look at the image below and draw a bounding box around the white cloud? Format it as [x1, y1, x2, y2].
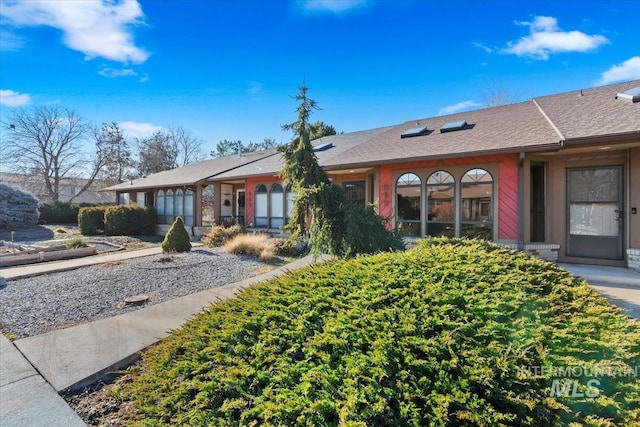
[0, 28, 24, 51]
[438, 100, 481, 116]
[0, 89, 32, 107]
[119, 121, 165, 139]
[599, 56, 640, 84]
[98, 66, 138, 78]
[299, 0, 369, 14]
[139, 74, 150, 83]
[473, 42, 493, 54]
[502, 16, 608, 60]
[0, 0, 149, 63]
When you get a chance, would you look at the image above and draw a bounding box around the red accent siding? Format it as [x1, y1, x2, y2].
[378, 155, 519, 239]
[497, 156, 519, 240]
[379, 167, 394, 222]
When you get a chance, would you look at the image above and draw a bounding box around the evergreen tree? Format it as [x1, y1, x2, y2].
[280, 83, 404, 257]
[96, 122, 134, 186]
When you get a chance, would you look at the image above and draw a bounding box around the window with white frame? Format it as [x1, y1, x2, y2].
[255, 184, 268, 227]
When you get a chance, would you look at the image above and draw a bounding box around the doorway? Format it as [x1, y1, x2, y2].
[236, 189, 246, 226]
[530, 163, 546, 242]
[566, 166, 624, 260]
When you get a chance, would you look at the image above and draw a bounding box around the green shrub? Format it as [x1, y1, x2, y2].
[104, 205, 156, 236]
[202, 224, 243, 247]
[119, 239, 640, 425]
[161, 216, 191, 253]
[342, 204, 405, 257]
[39, 201, 93, 224]
[78, 206, 108, 235]
[64, 237, 87, 249]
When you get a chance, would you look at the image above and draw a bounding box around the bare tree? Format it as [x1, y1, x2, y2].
[2, 105, 107, 203]
[480, 81, 526, 107]
[169, 126, 205, 166]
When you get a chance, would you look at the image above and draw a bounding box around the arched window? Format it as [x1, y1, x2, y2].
[157, 190, 165, 224]
[396, 173, 421, 236]
[165, 189, 174, 222]
[461, 168, 493, 240]
[184, 189, 194, 226]
[255, 184, 268, 228]
[270, 183, 284, 229]
[286, 185, 296, 222]
[427, 171, 455, 237]
[175, 189, 184, 219]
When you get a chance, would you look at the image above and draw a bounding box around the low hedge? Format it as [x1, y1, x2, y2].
[39, 201, 93, 224]
[78, 205, 156, 236]
[104, 205, 156, 236]
[119, 239, 640, 425]
[78, 206, 108, 235]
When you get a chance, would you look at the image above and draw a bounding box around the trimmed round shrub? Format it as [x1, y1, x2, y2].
[161, 216, 192, 253]
[78, 206, 108, 235]
[0, 184, 39, 229]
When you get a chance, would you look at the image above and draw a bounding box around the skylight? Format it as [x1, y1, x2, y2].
[313, 142, 334, 152]
[401, 126, 428, 138]
[440, 120, 467, 133]
[616, 87, 640, 103]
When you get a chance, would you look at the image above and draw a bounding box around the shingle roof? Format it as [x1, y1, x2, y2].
[108, 81, 640, 189]
[104, 150, 277, 191]
[333, 100, 561, 168]
[213, 126, 395, 180]
[533, 79, 640, 142]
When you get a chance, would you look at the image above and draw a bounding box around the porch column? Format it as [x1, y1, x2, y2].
[518, 152, 525, 251]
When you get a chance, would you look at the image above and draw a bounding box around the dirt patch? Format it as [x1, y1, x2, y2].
[64, 372, 136, 426]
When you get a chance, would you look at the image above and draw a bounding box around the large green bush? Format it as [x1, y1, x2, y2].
[104, 205, 156, 236]
[161, 216, 191, 253]
[78, 206, 108, 235]
[119, 239, 640, 425]
[39, 201, 92, 224]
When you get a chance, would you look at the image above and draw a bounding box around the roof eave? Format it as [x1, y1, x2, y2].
[562, 131, 640, 146]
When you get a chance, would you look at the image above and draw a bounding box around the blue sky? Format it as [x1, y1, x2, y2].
[1, 0, 639, 156]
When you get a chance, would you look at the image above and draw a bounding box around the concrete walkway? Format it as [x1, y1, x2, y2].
[559, 263, 640, 320]
[1, 247, 322, 426]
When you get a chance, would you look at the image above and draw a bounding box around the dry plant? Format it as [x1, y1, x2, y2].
[222, 233, 276, 260]
[99, 260, 123, 268]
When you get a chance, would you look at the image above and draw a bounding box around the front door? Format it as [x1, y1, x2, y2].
[567, 166, 623, 260]
[236, 189, 245, 226]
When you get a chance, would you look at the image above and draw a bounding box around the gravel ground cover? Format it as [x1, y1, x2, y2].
[0, 248, 266, 339]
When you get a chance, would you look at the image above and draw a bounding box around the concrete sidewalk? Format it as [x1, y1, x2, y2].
[1, 244, 323, 426]
[12, 254, 321, 390]
[559, 263, 640, 320]
[0, 335, 85, 426]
